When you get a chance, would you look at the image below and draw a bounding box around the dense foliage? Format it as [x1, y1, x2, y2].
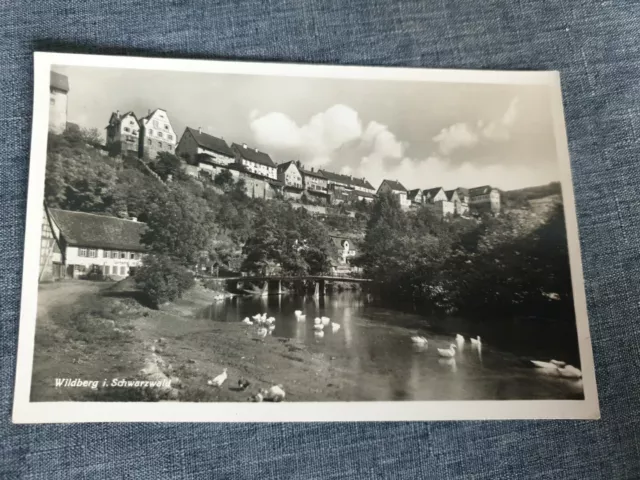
[358, 191, 574, 320]
[134, 254, 195, 306]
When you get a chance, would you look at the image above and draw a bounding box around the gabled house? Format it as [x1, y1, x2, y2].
[232, 143, 277, 180]
[318, 170, 376, 194]
[455, 187, 470, 205]
[40, 206, 147, 281]
[175, 127, 235, 168]
[469, 185, 501, 213]
[106, 111, 140, 157]
[407, 188, 424, 206]
[49, 71, 69, 134]
[444, 189, 460, 203]
[378, 179, 410, 208]
[277, 161, 304, 200]
[301, 166, 329, 195]
[422, 187, 448, 204]
[138, 108, 177, 160]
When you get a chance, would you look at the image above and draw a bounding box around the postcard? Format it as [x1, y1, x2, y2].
[12, 52, 599, 422]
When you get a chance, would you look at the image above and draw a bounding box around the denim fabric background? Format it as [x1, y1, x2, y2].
[1, 0, 639, 478]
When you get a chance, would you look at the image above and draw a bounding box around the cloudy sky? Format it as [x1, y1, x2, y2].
[53, 64, 561, 191]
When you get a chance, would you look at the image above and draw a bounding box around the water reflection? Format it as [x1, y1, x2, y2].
[198, 292, 583, 401]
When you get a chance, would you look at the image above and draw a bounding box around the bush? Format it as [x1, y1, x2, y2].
[135, 254, 195, 307]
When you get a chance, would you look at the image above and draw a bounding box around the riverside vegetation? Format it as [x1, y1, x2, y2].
[45, 126, 572, 322]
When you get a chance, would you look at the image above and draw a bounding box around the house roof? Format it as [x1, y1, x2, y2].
[444, 189, 457, 201]
[354, 190, 375, 198]
[107, 111, 138, 128]
[186, 127, 234, 157]
[423, 187, 444, 197]
[50, 71, 69, 93]
[319, 170, 374, 190]
[48, 208, 148, 252]
[468, 185, 494, 196]
[407, 189, 422, 201]
[300, 168, 326, 179]
[380, 179, 407, 192]
[231, 143, 276, 168]
[277, 160, 297, 172]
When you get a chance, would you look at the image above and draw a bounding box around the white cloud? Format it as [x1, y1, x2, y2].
[482, 97, 519, 141]
[433, 123, 479, 155]
[249, 104, 363, 167]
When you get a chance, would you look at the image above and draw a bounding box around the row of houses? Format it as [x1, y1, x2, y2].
[378, 180, 501, 215]
[49, 71, 500, 215]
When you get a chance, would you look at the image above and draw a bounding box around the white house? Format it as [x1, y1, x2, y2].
[105, 111, 140, 157]
[377, 179, 411, 209]
[175, 127, 236, 168]
[232, 143, 277, 180]
[138, 108, 177, 160]
[40, 207, 147, 281]
[319, 170, 376, 194]
[469, 185, 501, 213]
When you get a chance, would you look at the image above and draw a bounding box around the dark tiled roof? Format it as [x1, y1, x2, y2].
[277, 160, 296, 172]
[319, 170, 374, 190]
[48, 208, 147, 252]
[380, 179, 407, 192]
[407, 189, 422, 201]
[444, 189, 457, 201]
[468, 185, 494, 196]
[50, 71, 69, 92]
[232, 143, 276, 168]
[423, 187, 444, 197]
[186, 127, 234, 157]
[354, 190, 375, 198]
[301, 168, 326, 179]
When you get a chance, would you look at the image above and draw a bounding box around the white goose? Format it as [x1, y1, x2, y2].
[294, 310, 302, 316]
[313, 323, 324, 331]
[558, 365, 582, 379]
[321, 316, 331, 326]
[256, 327, 268, 338]
[241, 317, 253, 325]
[411, 335, 428, 346]
[550, 359, 566, 368]
[531, 360, 559, 369]
[331, 323, 341, 333]
[252, 314, 262, 322]
[470, 336, 482, 347]
[207, 368, 228, 387]
[456, 334, 465, 344]
[314, 317, 322, 325]
[266, 316, 276, 325]
[296, 313, 306, 321]
[264, 384, 286, 402]
[314, 330, 325, 338]
[437, 344, 457, 358]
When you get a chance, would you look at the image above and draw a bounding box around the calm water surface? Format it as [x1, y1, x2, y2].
[199, 292, 583, 401]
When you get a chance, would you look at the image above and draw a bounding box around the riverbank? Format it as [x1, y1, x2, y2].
[31, 279, 358, 402]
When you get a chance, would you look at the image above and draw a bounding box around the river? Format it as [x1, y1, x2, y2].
[199, 291, 583, 401]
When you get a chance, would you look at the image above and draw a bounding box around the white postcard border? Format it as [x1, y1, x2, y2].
[12, 52, 599, 423]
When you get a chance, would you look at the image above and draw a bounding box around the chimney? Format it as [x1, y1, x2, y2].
[198, 127, 202, 134]
[116, 109, 119, 116]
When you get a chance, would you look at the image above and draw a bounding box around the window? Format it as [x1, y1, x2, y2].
[157, 141, 163, 148]
[120, 252, 126, 259]
[158, 132, 163, 138]
[167, 134, 173, 140]
[148, 139, 152, 145]
[104, 266, 110, 275]
[129, 120, 135, 125]
[50, 98, 55, 105]
[130, 253, 136, 259]
[102, 249, 108, 258]
[164, 124, 169, 130]
[124, 127, 130, 133]
[149, 129, 153, 136]
[78, 248, 88, 257]
[88, 249, 98, 258]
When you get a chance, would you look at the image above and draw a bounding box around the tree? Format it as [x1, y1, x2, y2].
[135, 254, 194, 307]
[213, 169, 235, 191]
[150, 152, 184, 181]
[141, 186, 215, 266]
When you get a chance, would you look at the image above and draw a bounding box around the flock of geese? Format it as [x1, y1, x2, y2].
[411, 332, 582, 379]
[207, 367, 286, 402]
[240, 310, 341, 339]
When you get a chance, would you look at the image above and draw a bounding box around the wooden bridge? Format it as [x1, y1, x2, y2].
[206, 275, 373, 296]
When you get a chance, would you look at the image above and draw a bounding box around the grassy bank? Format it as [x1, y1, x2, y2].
[31, 280, 357, 402]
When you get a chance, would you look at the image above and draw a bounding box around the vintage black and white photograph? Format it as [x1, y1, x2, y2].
[13, 53, 598, 422]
